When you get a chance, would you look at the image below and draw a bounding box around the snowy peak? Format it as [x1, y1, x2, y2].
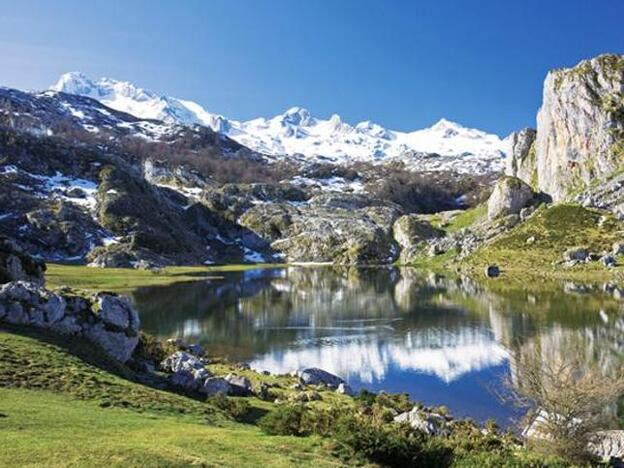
[50, 72, 507, 174]
[279, 106, 314, 127]
[51, 72, 228, 131]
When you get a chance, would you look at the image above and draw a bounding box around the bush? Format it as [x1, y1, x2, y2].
[332, 414, 449, 467]
[132, 332, 167, 364]
[258, 404, 309, 436]
[207, 393, 251, 422]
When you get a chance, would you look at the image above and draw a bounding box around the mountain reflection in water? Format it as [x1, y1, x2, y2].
[133, 266, 624, 426]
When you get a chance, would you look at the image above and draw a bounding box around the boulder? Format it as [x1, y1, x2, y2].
[202, 377, 231, 396]
[161, 351, 213, 392]
[394, 407, 449, 436]
[298, 368, 345, 388]
[487, 176, 534, 221]
[83, 324, 139, 364]
[95, 294, 140, 332]
[0, 282, 65, 326]
[601, 255, 617, 268]
[0, 237, 45, 285]
[484, 265, 500, 278]
[0, 281, 140, 363]
[161, 351, 206, 374]
[224, 373, 253, 396]
[613, 242, 624, 256]
[563, 247, 589, 262]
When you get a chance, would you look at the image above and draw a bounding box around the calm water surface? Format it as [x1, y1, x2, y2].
[133, 266, 624, 427]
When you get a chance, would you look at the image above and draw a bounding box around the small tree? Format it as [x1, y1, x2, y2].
[506, 341, 624, 462]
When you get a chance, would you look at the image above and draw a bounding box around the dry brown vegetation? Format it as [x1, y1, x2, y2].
[507, 341, 624, 462]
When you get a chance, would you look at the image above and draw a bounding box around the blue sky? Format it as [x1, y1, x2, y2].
[0, 0, 622, 136]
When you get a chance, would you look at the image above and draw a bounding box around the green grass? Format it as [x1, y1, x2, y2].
[423, 205, 487, 234]
[0, 388, 341, 467]
[45, 263, 284, 292]
[465, 204, 624, 282]
[0, 327, 347, 467]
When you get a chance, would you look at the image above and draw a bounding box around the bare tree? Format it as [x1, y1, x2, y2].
[505, 340, 624, 462]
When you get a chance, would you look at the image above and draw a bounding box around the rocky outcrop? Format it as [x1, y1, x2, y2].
[298, 368, 346, 388]
[240, 193, 402, 264]
[487, 176, 534, 221]
[143, 159, 213, 191]
[393, 215, 442, 250]
[0, 282, 140, 362]
[393, 215, 442, 264]
[161, 351, 213, 392]
[202, 183, 308, 222]
[535, 54, 624, 201]
[0, 236, 45, 285]
[504, 128, 537, 188]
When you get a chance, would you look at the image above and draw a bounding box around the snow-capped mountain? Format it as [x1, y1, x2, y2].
[52, 72, 507, 173]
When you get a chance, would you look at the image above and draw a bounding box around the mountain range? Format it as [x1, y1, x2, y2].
[52, 72, 507, 174]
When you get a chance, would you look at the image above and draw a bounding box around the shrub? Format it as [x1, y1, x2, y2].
[132, 332, 167, 363]
[332, 414, 449, 467]
[207, 393, 251, 422]
[258, 404, 309, 436]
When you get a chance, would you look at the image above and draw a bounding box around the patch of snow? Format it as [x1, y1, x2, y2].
[0, 165, 18, 174]
[244, 247, 265, 263]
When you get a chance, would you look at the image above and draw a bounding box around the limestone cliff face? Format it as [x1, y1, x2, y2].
[535, 54, 624, 201]
[505, 128, 537, 188]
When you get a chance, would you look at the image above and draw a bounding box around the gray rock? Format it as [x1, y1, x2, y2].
[484, 265, 500, 278]
[202, 377, 231, 396]
[298, 368, 345, 388]
[83, 323, 139, 363]
[161, 351, 213, 392]
[161, 351, 206, 374]
[535, 54, 624, 201]
[96, 294, 139, 332]
[394, 407, 449, 436]
[601, 255, 617, 268]
[487, 176, 534, 221]
[0, 236, 46, 286]
[393, 214, 441, 250]
[563, 247, 589, 262]
[505, 128, 537, 186]
[225, 373, 253, 396]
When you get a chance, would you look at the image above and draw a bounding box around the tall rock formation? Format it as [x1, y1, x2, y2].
[535, 54, 624, 201]
[505, 128, 537, 188]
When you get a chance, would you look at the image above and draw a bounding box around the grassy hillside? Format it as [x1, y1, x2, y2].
[0, 327, 344, 467]
[466, 204, 624, 281]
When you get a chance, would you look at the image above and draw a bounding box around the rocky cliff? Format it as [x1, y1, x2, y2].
[504, 128, 537, 188]
[535, 54, 624, 201]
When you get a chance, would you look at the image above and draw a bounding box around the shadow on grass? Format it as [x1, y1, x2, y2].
[240, 405, 270, 425]
[0, 324, 208, 404]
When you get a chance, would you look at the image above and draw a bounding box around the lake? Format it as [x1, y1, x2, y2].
[132, 266, 624, 428]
